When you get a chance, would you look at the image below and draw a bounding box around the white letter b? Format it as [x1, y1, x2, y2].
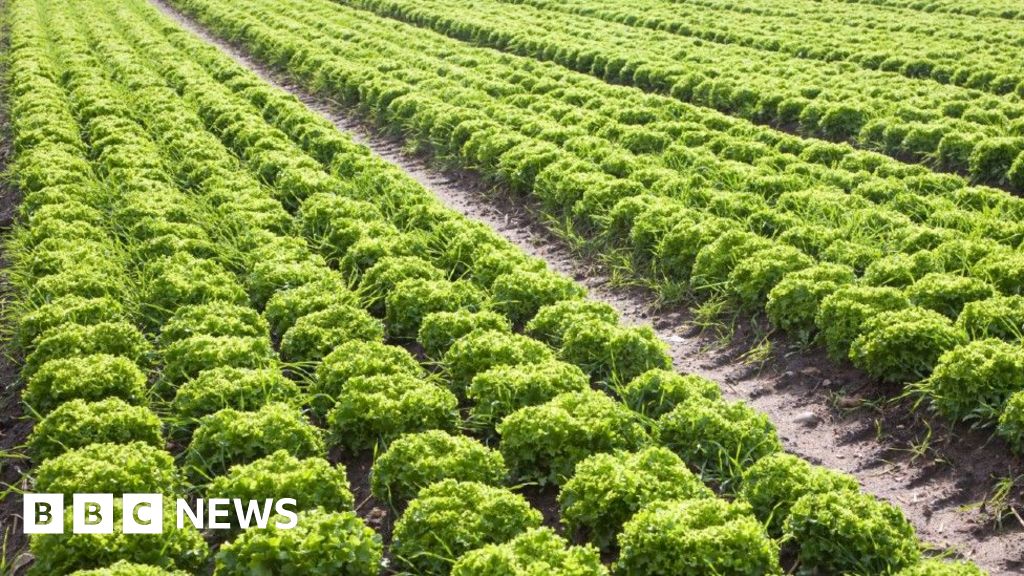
[73, 494, 113, 534]
[23, 494, 63, 534]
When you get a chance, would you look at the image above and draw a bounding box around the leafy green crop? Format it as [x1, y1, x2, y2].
[490, 269, 586, 327]
[214, 509, 381, 576]
[418, 309, 511, 359]
[895, 559, 988, 576]
[23, 321, 151, 380]
[927, 339, 1024, 422]
[5, 0, 997, 573]
[559, 447, 712, 549]
[559, 318, 670, 386]
[15, 295, 125, 352]
[470, 246, 548, 289]
[68, 561, 189, 576]
[30, 499, 207, 576]
[765, 263, 855, 340]
[34, 442, 180, 497]
[956, 295, 1024, 340]
[392, 480, 542, 575]
[443, 329, 555, 393]
[998, 390, 1024, 453]
[816, 285, 910, 359]
[29, 398, 163, 462]
[360, 255, 445, 315]
[311, 340, 424, 417]
[371, 430, 507, 507]
[728, 244, 814, 308]
[862, 251, 943, 289]
[657, 397, 781, 490]
[906, 272, 995, 319]
[785, 491, 920, 574]
[186, 403, 324, 479]
[171, 366, 301, 421]
[849, 307, 967, 383]
[141, 253, 247, 326]
[524, 300, 619, 347]
[738, 453, 859, 537]
[327, 374, 459, 451]
[386, 278, 487, 340]
[467, 360, 589, 431]
[248, 255, 330, 309]
[161, 334, 275, 388]
[159, 302, 268, 346]
[262, 274, 358, 336]
[973, 252, 1024, 296]
[23, 354, 147, 416]
[619, 368, 721, 419]
[207, 450, 354, 513]
[616, 498, 781, 576]
[279, 303, 383, 363]
[450, 528, 606, 576]
[498, 390, 651, 485]
[691, 230, 772, 293]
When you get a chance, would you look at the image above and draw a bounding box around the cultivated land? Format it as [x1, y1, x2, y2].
[1, 0, 1022, 575]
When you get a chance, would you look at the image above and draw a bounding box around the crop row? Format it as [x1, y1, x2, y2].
[836, 0, 1024, 20]
[168, 0, 1024, 452]
[674, 0, 1024, 41]
[503, 0, 1024, 97]
[4, 0, 988, 574]
[338, 0, 1024, 190]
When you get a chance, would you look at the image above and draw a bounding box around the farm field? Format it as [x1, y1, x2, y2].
[344, 0, 1024, 190]
[513, 0, 1024, 93]
[165, 0, 1024, 454]
[0, 0, 1022, 575]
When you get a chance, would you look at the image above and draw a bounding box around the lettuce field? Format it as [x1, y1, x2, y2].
[1, 0, 1022, 574]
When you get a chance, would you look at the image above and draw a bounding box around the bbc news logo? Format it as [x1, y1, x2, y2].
[23, 494, 298, 534]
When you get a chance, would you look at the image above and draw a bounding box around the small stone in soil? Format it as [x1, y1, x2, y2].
[836, 396, 863, 409]
[793, 411, 821, 427]
[364, 507, 388, 530]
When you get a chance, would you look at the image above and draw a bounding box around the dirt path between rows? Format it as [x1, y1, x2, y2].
[0, 3, 34, 571]
[149, 1, 1024, 572]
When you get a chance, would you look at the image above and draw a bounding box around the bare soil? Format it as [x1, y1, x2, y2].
[0, 300, 31, 572]
[0, 4, 34, 570]
[143, 1, 1024, 573]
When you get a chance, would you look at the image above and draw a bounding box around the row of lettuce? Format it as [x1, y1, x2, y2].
[170, 0, 1024, 452]
[3, 0, 991, 574]
[338, 0, 1024, 191]
[501, 0, 1024, 98]
[835, 0, 1024, 20]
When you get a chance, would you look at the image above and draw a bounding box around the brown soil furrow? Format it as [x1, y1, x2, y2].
[0, 1, 33, 570]
[145, 1, 1024, 572]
